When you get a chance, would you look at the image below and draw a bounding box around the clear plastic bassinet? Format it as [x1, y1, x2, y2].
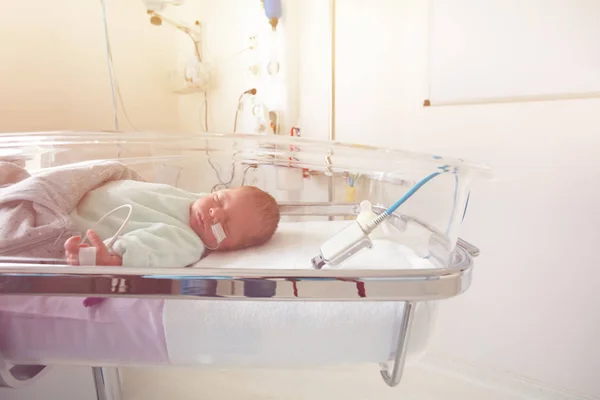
[0, 131, 490, 390]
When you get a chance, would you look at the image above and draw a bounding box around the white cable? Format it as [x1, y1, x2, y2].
[99, 0, 138, 132]
[99, 0, 119, 131]
[79, 204, 133, 253]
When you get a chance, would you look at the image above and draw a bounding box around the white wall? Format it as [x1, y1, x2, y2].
[0, 0, 181, 133]
[173, 0, 330, 141]
[336, 0, 600, 398]
[0, 1, 180, 399]
[175, 0, 302, 136]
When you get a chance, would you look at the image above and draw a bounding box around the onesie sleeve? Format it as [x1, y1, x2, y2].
[105, 223, 205, 268]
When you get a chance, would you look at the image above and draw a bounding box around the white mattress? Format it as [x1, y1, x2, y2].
[192, 219, 434, 270]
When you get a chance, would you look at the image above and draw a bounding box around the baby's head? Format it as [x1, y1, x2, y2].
[189, 186, 280, 252]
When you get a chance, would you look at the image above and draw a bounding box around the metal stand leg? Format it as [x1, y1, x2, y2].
[380, 301, 416, 387]
[93, 367, 122, 400]
[0, 350, 50, 389]
[0, 364, 49, 389]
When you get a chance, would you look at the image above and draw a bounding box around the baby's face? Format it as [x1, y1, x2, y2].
[189, 188, 260, 251]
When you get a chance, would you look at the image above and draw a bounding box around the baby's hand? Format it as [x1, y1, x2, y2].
[64, 230, 122, 266]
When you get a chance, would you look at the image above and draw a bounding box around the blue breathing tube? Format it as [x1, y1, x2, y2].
[384, 171, 441, 215]
[462, 192, 470, 222]
[381, 167, 471, 232]
[372, 163, 461, 230]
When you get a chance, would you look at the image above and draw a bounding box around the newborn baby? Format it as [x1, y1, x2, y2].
[64, 180, 280, 267]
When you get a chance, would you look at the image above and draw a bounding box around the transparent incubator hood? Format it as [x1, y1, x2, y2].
[0, 130, 488, 265]
[0, 131, 491, 389]
[0, 130, 490, 302]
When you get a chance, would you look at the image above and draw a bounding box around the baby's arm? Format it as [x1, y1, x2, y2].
[65, 224, 203, 268]
[108, 223, 204, 268]
[64, 230, 122, 266]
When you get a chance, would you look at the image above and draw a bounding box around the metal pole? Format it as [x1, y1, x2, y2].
[329, 0, 336, 143]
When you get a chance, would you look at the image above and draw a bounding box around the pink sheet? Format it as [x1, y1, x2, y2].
[0, 295, 169, 366]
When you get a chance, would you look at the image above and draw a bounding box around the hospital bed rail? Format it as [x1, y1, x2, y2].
[0, 202, 480, 392]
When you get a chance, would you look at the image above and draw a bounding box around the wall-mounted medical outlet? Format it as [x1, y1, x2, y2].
[142, 0, 185, 12]
[171, 58, 212, 94]
[248, 35, 258, 51]
[268, 110, 280, 134]
[167, 19, 213, 94]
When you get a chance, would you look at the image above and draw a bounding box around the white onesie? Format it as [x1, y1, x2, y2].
[69, 180, 205, 268]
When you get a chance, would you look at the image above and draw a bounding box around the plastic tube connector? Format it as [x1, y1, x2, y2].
[310, 221, 373, 269]
[310, 201, 383, 269]
[311, 254, 326, 269]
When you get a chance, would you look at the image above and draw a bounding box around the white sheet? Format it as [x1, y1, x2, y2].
[193, 219, 434, 270]
[163, 300, 436, 367]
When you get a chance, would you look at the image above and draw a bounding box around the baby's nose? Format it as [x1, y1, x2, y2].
[209, 207, 223, 222]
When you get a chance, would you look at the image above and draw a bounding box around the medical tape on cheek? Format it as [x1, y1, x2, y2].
[211, 222, 227, 244]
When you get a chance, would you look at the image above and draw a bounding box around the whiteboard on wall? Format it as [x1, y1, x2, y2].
[426, 0, 600, 106]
